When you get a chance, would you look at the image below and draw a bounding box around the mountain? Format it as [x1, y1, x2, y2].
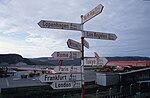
[0, 54, 34, 65]
[0, 54, 150, 66]
[33, 57, 81, 66]
[0, 54, 48, 65]
[106, 56, 150, 61]
[33, 56, 150, 66]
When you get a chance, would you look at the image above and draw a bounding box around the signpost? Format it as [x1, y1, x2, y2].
[97, 57, 108, 65]
[67, 39, 82, 51]
[51, 81, 81, 89]
[84, 57, 108, 66]
[54, 66, 81, 73]
[83, 39, 89, 49]
[83, 31, 117, 40]
[38, 4, 118, 98]
[51, 51, 81, 60]
[82, 4, 104, 23]
[39, 74, 81, 82]
[38, 20, 82, 31]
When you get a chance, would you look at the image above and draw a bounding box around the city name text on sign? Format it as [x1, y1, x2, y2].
[51, 81, 81, 89]
[83, 31, 117, 40]
[84, 57, 108, 66]
[84, 58, 97, 66]
[39, 74, 81, 82]
[51, 51, 81, 59]
[38, 20, 81, 31]
[54, 66, 81, 73]
[82, 4, 104, 23]
[67, 39, 82, 51]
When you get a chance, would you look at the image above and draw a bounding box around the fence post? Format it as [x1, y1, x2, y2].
[96, 89, 99, 98]
[63, 94, 66, 98]
[109, 87, 112, 97]
[130, 84, 133, 94]
[120, 85, 123, 93]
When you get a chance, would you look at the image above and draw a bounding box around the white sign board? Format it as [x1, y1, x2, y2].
[84, 58, 97, 66]
[51, 51, 81, 60]
[97, 57, 108, 65]
[82, 4, 104, 23]
[67, 39, 81, 51]
[51, 81, 81, 89]
[38, 20, 81, 31]
[39, 74, 81, 82]
[54, 66, 81, 73]
[84, 57, 108, 66]
[83, 31, 117, 40]
[83, 39, 89, 49]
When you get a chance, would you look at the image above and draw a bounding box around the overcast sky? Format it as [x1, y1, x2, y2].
[0, 0, 150, 58]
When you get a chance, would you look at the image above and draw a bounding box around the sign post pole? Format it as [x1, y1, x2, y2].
[81, 15, 85, 98]
[38, 4, 118, 98]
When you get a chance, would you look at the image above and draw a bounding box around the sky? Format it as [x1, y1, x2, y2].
[0, 0, 150, 58]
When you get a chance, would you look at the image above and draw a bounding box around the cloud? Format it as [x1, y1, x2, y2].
[0, 40, 50, 58]
[0, 0, 11, 5]
[0, 0, 150, 57]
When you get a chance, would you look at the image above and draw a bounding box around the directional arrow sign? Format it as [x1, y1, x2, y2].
[38, 20, 81, 31]
[67, 39, 82, 51]
[83, 39, 89, 49]
[97, 57, 108, 66]
[84, 58, 97, 66]
[39, 74, 81, 82]
[82, 4, 104, 23]
[54, 66, 81, 73]
[51, 81, 81, 89]
[84, 57, 108, 66]
[51, 51, 81, 60]
[83, 31, 117, 40]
